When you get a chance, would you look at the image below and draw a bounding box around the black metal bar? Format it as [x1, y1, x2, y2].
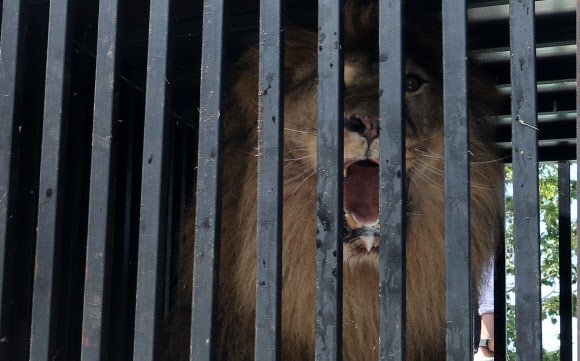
[315, 1, 343, 360]
[190, 0, 226, 360]
[29, 0, 71, 359]
[377, 0, 406, 360]
[81, 0, 119, 359]
[494, 183, 506, 361]
[558, 162, 572, 361]
[163, 122, 177, 319]
[442, 1, 472, 360]
[577, 5, 580, 358]
[255, 0, 283, 359]
[109, 78, 142, 361]
[0, 0, 21, 330]
[133, 0, 171, 359]
[509, 0, 542, 360]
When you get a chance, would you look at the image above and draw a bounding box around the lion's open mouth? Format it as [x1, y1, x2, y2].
[343, 159, 380, 252]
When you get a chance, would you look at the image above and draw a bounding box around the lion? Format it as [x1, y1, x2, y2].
[163, 2, 503, 361]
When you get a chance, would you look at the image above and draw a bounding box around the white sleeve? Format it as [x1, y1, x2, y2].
[478, 260, 495, 315]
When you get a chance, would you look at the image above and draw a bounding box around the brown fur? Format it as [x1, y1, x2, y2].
[163, 3, 503, 361]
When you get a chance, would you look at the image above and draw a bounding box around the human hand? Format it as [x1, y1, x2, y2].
[473, 348, 494, 361]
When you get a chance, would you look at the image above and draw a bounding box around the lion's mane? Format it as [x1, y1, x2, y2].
[163, 2, 503, 360]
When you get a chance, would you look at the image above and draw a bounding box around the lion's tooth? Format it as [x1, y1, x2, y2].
[345, 213, 363, 229]
[361, 234, 374, 252]
[365, 219, 379, 227]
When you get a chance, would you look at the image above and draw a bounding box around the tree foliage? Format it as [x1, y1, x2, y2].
[504, 163, 577, 360]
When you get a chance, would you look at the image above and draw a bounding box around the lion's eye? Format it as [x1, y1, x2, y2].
[405, 74, 426, 92]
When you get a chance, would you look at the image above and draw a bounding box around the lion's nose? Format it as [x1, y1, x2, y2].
[345, 114, 380, 143]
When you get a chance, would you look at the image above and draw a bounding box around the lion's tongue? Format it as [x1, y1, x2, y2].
[344, 162, 379, 226]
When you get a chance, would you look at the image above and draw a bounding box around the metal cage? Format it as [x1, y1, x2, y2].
[0, 0, 577, 360]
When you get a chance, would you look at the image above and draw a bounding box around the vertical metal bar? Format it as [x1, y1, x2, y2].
[509, 0, 541, 360]
[316, 1, 343, 360]
[378, 1, 406, 360]
[190, 0, 226, 360]
[0, 0, 21, 329]
[494, 185, 506, 361]
[133, 0, 171, 359]
[442, 1, 472, 360]
[163, 123, 176, 319]
[109, 80, 140, 361]
[576, 2, 580, 358]
[255, 0, 283, 359]
[80, 0, 119, 359]
[29, 0, 71, 359]
[558, 162, 572, 361]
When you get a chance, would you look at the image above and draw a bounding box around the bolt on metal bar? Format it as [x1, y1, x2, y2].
[509, 0, 542, 360]
[377, 1, 406, 360]
[190, 0, 226, 360]
[315, 1, 344, 360]
[558, 162, 572, 361]
[442, 1, 473, 360]
[0, 0, 21, 330]
[81, 0, 120, 359]
[29, 0, 72, 359]
[255, 0, 284, 359]
[133, 0, 172, 359]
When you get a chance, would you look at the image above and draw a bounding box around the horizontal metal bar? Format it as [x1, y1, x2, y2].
[471, 41, 576, 63]
[81, 0, 119, 359]
[558, 162, 572, 361]
[442, 1, 473, 360]
[133, 0, 171, 359]
[29, 0, 72, 359]
[378, 0, 406, 360]
[496, 138, 576, 150]
[468, 0, 575, 23]
[190, 0, 226, 360]
[491, 111, 575, 126]
[315, 0, 344, 359]
[0, 0, 21, 328]
[509, 0, 542, 360]
[254, 0, 283, 359]
[497, 79, 576, 95]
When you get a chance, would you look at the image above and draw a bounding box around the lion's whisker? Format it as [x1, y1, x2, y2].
[414, 147, 508, 165]
[289, 170, 317, 197]
[415, 158, 499, 190]
[411, 130, 444, 143]
[471, 113, 494, 124]
[284, 154, 316, 162]
[408, 171, 439, 206]
[283, 160, 300, 169]
[410, 168, 444, 192]
[469, 184, 499, 191]
[469, 155, 509, 164]
[284, 127, 315, 135]
[284, 159, 303, 169]
[409, 175, 423, 194]
[283, 165, 315, 184]
[285, 121, 316, 130]
[287, 138, 313, 145]
[415, 159, 445, 179]
[284, 148, 311, 154]
[414, 148, 443, 159]
[422, 163, 445, 183]
[283, 156, 316, 169]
